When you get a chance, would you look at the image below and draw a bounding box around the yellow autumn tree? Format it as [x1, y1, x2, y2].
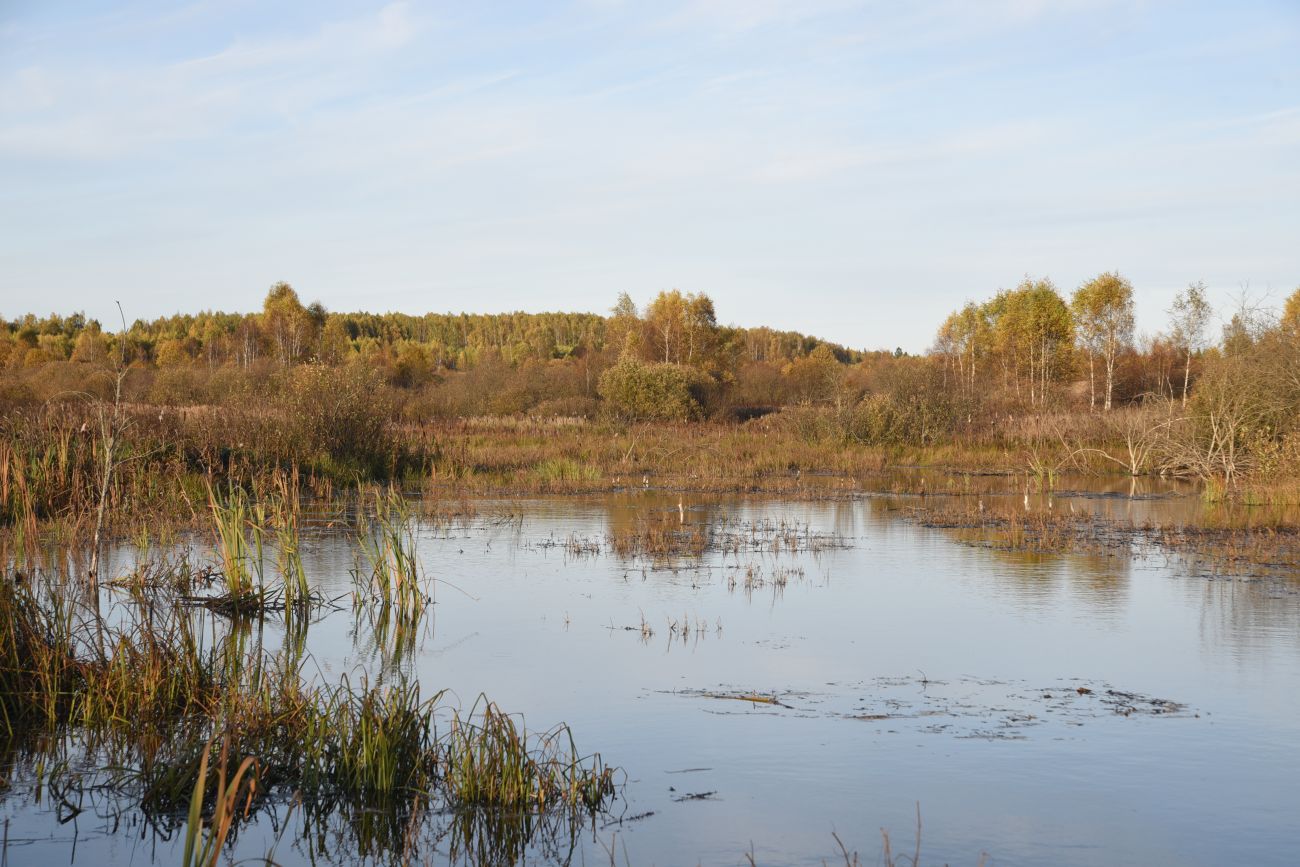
[1072, 272, 1135, 411]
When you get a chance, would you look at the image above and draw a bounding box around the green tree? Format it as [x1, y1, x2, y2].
[683, 294, 719, 367]
[597, 358, 703, 421]
[71, 326, 109, 364]
[606, 292, 642, 359]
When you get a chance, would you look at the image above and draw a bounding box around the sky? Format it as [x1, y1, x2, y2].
[0, 0, 1297, 352]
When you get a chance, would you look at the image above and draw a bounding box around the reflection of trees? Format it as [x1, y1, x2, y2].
[877, 480, 1300, 636]
[869, 466, 1300, 531]
[1063, 550, 1132, 614]
[601, 493, 724, 565]
[1196, 573, 1300, 659]
[827, 499, 861, 538]
[981, 534, 1131, 616]
[870, 493, 1136, 617]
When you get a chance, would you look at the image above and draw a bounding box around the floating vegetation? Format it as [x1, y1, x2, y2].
[671, 790, 718, 803]
[539, 514, 852, 565]
[607, 611, 723, 648]
[689, 691, 795, 709]
[665, 676, 1196, 738]
[106, 551, 219, 593]
[607, 610, 657, 641]
[563, 532, 603, 557]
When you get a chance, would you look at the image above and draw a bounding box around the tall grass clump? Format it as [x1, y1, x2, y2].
[529, 457, 600, 487]
[0, 570, 220, 741]
[139, 675, 618, 864]
[443, 697, 616, 815]
[205, 483, 323, 617]
[0, 575, 82, 733]
[206, 485, 270, 614]
[261, 478, 310, 614]
[181, 738, 261, 867]
[300, 676, 441, 807]
[354, 487, 429, 630]
[273, 506, 308, 612]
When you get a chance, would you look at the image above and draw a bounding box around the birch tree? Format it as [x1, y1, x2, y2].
[1168, 281, 1212, 407]
[1072, 272, 1134, 411]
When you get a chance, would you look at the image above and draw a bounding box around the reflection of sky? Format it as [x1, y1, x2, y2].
[9, 492, 1300, 866]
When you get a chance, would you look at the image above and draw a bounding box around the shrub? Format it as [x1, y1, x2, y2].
[281, 364, 395, 476]
[597, 360, 705, 421]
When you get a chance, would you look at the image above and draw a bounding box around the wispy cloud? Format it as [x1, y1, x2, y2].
[661, 0, 861, 33]
[0, 0, 1296, 350]
[0, 2, 424, 159]
[181, 1, 417, 74]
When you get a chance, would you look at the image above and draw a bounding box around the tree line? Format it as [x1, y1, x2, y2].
[932, 272, 1212, 412]
[0, 284, 867, 417]
[2, 276, 1298, 476]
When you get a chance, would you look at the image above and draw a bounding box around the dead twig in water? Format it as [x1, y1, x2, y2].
[671, 791, 717, 803]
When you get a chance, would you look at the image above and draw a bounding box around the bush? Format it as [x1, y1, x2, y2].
[847, 363, 955, 446]
[280, 364, 396, 476]
[149, 365, 208, 406]
[597, 360, 705, 421]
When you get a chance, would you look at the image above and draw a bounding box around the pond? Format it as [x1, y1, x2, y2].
[3, 485, 1299, 866]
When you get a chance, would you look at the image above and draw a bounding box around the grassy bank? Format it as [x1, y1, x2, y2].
[5, 390, 1300, 582]
[0, 402, 1181, 529]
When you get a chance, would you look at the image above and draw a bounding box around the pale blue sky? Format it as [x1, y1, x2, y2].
[1, 1, 1297, 350]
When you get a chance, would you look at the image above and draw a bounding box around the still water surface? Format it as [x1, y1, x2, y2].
[5, 487, 1300, 865]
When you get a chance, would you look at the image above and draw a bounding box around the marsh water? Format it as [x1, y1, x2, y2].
[5, 476, 1300, 865]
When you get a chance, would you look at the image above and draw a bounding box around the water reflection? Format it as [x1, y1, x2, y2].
[1196, 576, 1300, 663]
